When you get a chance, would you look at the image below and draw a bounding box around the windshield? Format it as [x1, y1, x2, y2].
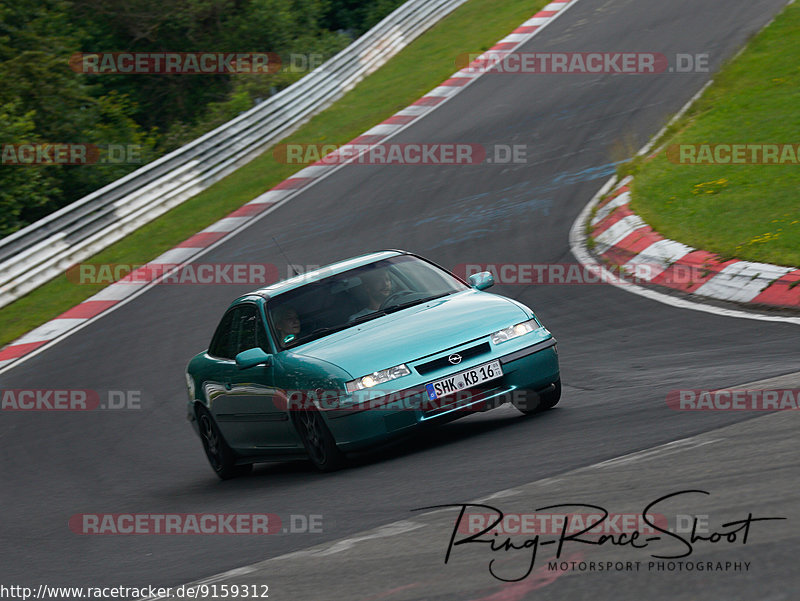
[267, 255, 467, 349]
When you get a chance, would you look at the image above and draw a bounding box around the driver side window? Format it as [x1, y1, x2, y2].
[238, 307, 258, 354]
[237, 305, 270, 354]
[209, 307, 241, 360]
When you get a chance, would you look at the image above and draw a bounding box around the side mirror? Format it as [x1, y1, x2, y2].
[468, 271, 494, 291]
[235, 347, 272, 370]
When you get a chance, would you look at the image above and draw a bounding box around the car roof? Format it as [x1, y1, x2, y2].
[233, 249, 407, 305]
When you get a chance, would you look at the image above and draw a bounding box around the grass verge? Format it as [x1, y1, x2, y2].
[0, 0, 549, 348]
[628, 1, 800, 268]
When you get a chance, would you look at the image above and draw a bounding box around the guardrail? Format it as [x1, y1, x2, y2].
[0, 0, 469, 309]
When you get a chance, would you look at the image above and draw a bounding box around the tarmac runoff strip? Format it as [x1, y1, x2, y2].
[0, 0, 579, 374]
[142, 371, 800, 601]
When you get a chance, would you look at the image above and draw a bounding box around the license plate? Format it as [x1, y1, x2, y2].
[425, 360, 503, 400]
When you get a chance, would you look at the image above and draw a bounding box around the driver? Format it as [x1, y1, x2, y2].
[273, 305, 301, 344]
[349, 270, 392, 320]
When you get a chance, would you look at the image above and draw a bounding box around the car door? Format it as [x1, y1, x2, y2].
[202, 305, 241, 444]
[223, 303, 299, 450]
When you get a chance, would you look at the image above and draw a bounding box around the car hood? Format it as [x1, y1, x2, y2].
[290, 290, 530, 377]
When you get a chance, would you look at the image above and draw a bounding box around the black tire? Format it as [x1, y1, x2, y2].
[294, 408, 346, 472]
[197, 406, 252, 480]
[512, 379, 561, 415]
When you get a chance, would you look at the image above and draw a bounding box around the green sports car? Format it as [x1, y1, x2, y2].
[185, 250, 560, 478]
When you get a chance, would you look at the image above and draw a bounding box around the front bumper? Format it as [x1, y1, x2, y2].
[326, 337, 559, 451]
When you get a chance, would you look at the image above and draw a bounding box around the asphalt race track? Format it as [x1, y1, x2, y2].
[1, 0, 798, 598]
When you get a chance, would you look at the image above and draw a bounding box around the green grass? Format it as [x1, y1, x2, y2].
[629, 1, 800, 268]
[0, 0, 550, 348]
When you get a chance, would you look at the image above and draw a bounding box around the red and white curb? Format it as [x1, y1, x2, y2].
[579, 175, 800, 311]
[0, 0, 579, 372]
[567, 0, 799, 324]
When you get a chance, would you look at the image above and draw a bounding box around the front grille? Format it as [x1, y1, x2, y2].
[414, 342, 491, 375]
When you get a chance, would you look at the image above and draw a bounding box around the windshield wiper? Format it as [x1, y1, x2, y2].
[349, 311, 387, 324]
[383, 292, 451, 314]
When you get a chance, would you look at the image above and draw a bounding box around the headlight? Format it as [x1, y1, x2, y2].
[490, 319, 540, 344]
[345, 364, 410, 393]
[185, 372, 195, 400]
